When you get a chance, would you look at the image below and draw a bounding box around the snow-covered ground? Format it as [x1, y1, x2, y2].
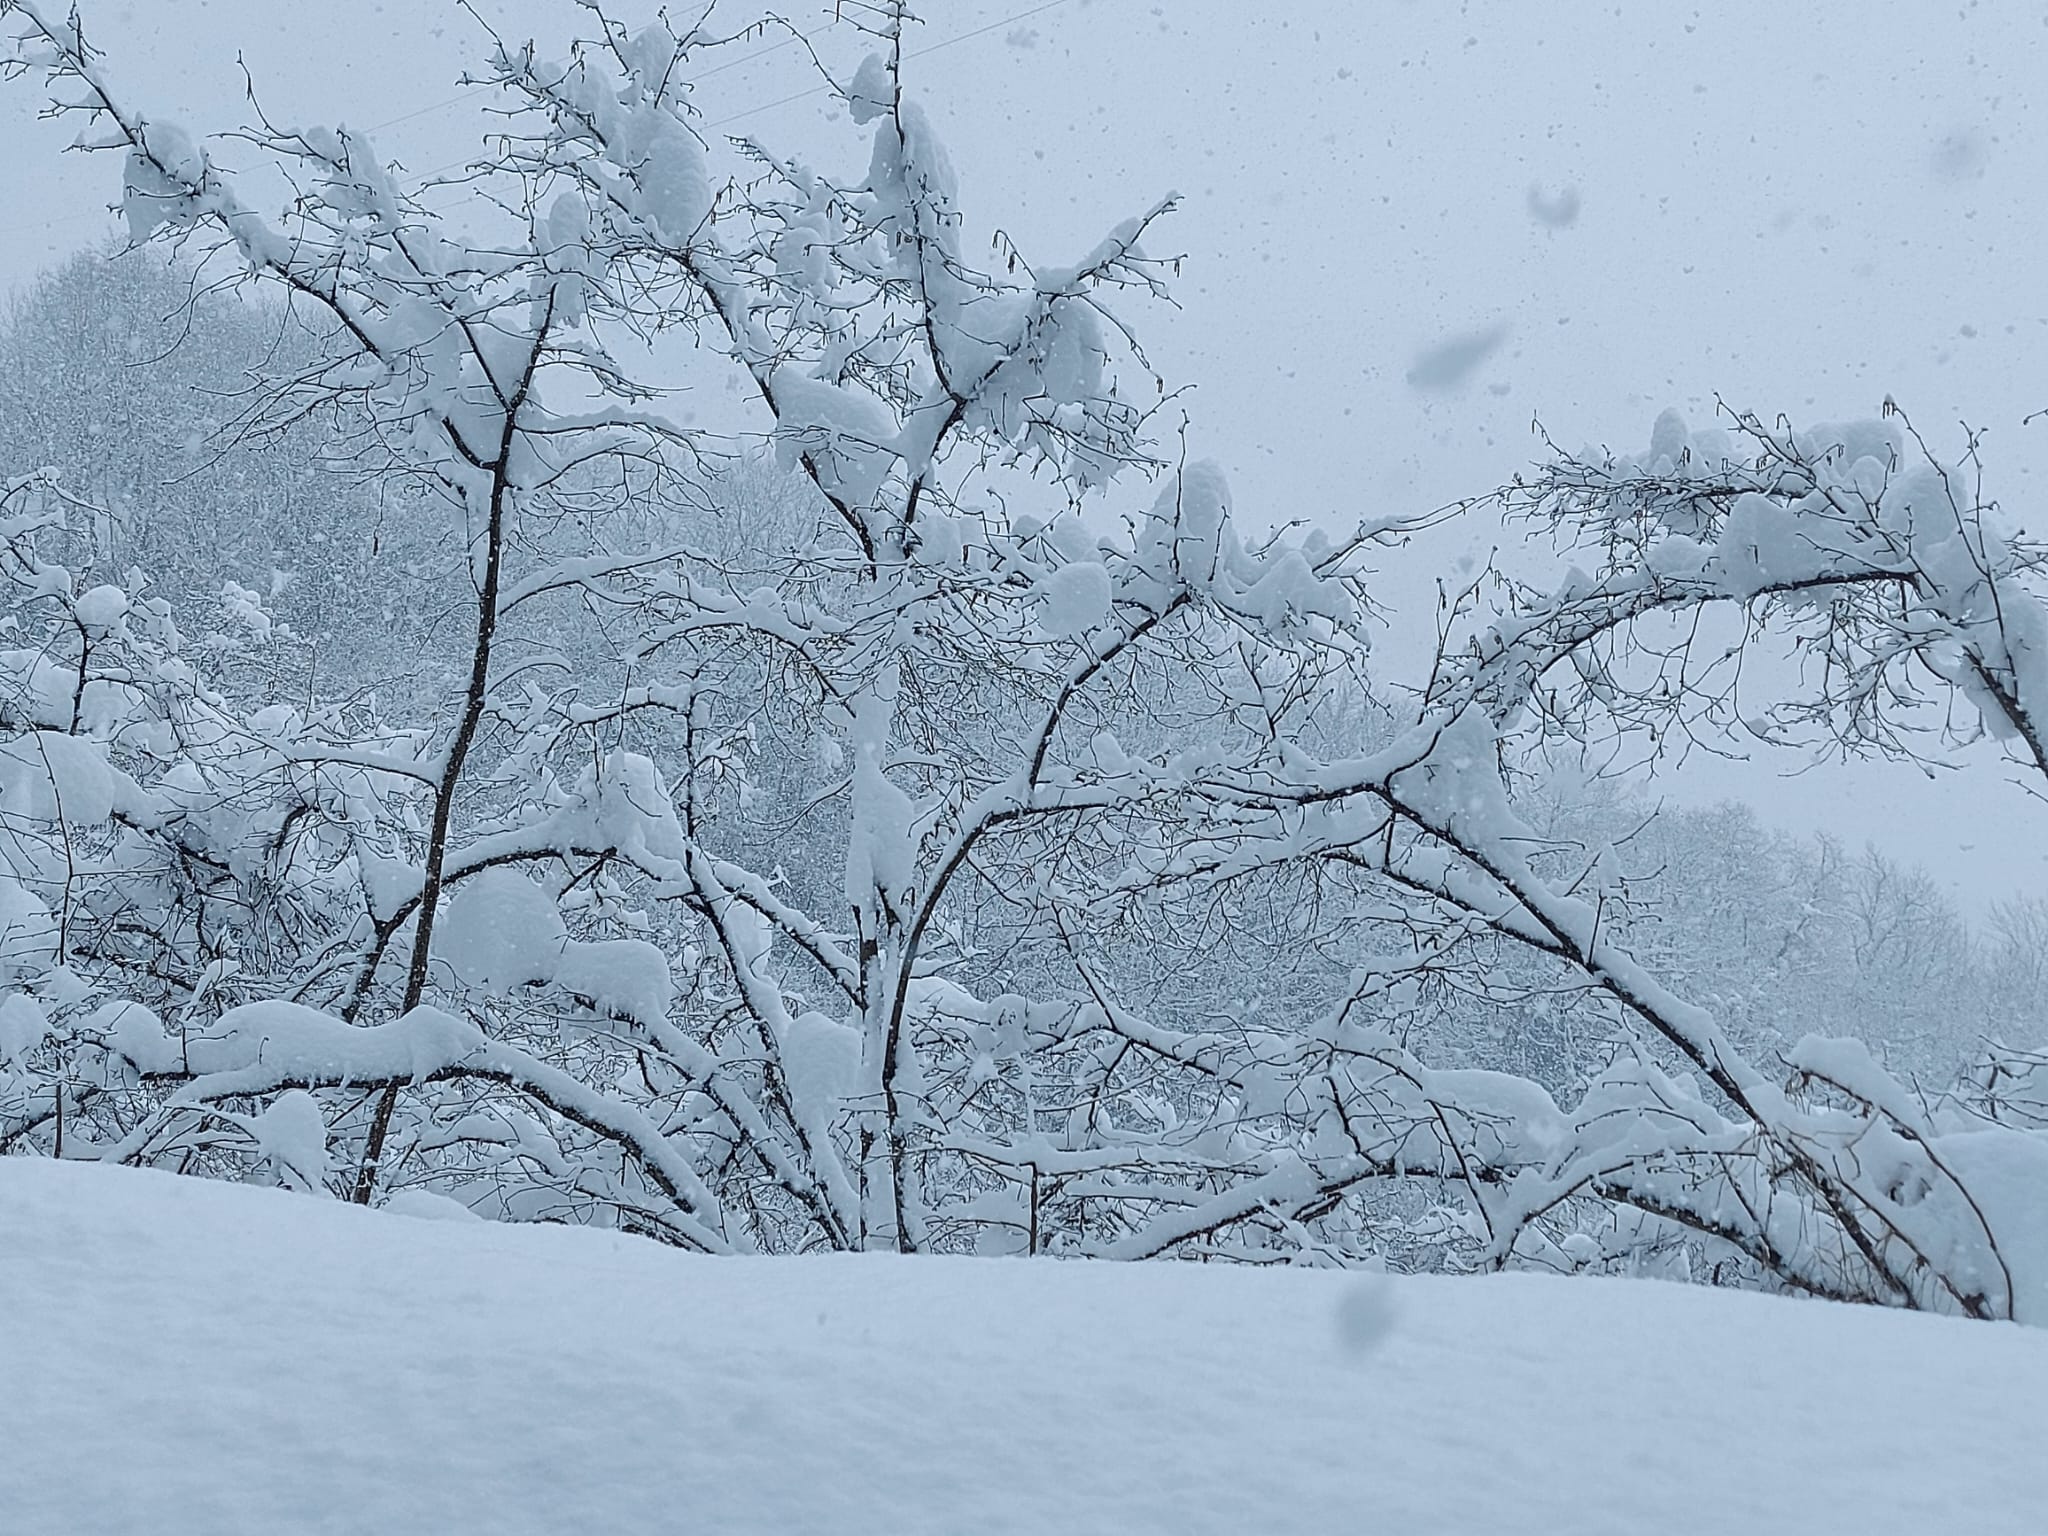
[3, 1160, 2041, 1535]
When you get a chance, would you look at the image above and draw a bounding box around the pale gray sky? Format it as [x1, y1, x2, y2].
[4, 0, 2045, 905]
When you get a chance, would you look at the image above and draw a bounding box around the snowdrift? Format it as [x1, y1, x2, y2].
[2, 1159, 2042, 1535]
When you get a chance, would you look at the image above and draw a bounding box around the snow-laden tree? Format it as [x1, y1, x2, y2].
[1384, 407, 2048, 1314]
[0, 0, 1393, 1256]
[2, 1, 2042, 1318]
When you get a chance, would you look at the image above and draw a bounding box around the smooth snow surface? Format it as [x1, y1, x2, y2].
[3, 1160, 2043, 1535]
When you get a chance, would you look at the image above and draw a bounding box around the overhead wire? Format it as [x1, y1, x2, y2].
[707, 0, 1071, 130]
[317, 8, 857, 141]
[0, 0, 1073, 243]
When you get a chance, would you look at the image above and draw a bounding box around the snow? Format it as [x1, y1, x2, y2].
[0, 991, 47, 1066]
[3, 1158, 2043, 1536]
[136, 998, 484, 1096]
[551, 935, 674, 1029]
[0, 728, 132, 823]
[1925, 1128, 2048, 1323]
[246, 1088, 329, 1192]
[382, 1186, 484, 1223]
[1405, 321, 1510, 391]
[846, 52, 894, 125]
[777, 1007, 862, 1144]
[71, 581, 127, 631]
[1035, 557, 1112, 637]
[434, 866, 567, 993]
[425, 860, 677, 1030]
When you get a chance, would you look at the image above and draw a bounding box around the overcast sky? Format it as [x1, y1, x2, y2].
[4, 0, 2046, 907]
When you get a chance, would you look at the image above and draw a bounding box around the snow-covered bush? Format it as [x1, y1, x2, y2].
[2, 0, 2041, 1319]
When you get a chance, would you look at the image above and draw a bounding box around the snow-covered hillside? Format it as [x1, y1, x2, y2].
[2, 1160, 2040, 1536]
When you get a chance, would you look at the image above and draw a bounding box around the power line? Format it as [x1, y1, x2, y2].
[684, 14, 848, 84]
[0, 0, 1073, 242]
[413, 0, 1074, 180]
[360, 84, 496, 137]
[907, 0, 1070, 65]
[0, 15, 846, 240]
[359, 11, 847, 140]
[708, 0, 1071, 130]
